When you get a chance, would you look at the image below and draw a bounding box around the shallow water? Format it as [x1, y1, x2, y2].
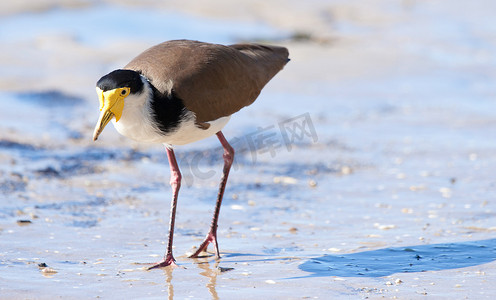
[1, 1, 496, 299]
[0, 4, 286, 46]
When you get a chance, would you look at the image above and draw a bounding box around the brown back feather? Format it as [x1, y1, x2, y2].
[124, 40, 289, 123]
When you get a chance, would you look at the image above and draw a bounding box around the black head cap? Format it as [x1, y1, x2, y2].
[96, 69, 144, 94]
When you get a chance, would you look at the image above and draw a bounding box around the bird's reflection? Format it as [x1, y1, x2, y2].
[164, 267, 174, 300]
[195, 258, 220, 300]
[161, 257, 221, 300]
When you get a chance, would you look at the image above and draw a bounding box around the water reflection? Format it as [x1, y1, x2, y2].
[196, 258, 220, 300]
[163, 267, 174, 300]
[161, 258, 220, 300]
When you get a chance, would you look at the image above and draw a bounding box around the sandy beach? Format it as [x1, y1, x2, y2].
[1, 0, 496, 298]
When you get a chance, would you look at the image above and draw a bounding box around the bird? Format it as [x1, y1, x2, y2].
[92, 39, 289, 269]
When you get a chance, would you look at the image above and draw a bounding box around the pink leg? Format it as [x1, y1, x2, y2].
[148, 147, 181, 270]
[189, 131, 234, 258]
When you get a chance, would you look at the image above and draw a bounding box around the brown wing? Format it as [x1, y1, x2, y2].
[124, 40, 289, 123]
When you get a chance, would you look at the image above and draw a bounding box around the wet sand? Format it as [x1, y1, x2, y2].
[1, 1, 496, 299]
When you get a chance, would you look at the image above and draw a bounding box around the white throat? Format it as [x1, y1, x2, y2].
[111, 77, 165, 143]
[111, 76, 231, 146]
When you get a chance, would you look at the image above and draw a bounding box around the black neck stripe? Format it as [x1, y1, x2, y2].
[149, 84, 187, 134]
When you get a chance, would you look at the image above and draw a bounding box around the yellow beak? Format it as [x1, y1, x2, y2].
[92, 87, 130, 141]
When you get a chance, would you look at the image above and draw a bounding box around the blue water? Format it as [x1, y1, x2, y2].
[298, 239, 496, 278]
[0, 3, 287, 46]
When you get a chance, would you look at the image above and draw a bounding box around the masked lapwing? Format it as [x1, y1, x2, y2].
[93, 39, 289, 269]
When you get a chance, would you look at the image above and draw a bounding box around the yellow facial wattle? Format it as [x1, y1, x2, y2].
[97, 87, 130, 121]
[93, 87, 130, 141]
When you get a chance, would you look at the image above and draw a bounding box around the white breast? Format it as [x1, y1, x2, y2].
[111, 78, 230, 146]
[164, 113, 230, 145]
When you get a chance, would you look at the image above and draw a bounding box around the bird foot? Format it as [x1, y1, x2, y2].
[189, 231, 219, 258]
[146, 254, 179, 270]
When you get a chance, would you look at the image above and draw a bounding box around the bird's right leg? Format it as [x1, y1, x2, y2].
[189, 131, 234, 259]
[147, 146, 181, 270]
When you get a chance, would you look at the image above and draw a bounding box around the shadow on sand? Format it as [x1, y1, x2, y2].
[298, 239, 496, 278]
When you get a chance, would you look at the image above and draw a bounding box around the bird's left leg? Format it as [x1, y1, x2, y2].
[189, 131, 234, 258]
[148, 146, 181, 269]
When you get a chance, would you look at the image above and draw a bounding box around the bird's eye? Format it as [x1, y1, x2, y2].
[121, 89, 128, 96]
